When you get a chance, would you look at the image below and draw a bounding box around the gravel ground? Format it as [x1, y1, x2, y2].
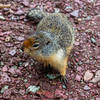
[0, 0, 100, 100]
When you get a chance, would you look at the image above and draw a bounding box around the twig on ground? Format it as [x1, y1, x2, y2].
[0, 4, 11, 9]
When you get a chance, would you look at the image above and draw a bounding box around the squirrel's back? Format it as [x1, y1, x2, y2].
[36, 13, 75, 49]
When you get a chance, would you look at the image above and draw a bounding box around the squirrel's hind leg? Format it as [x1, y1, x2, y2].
[59, 45, 73, 87]
[57, 59, 68, 87]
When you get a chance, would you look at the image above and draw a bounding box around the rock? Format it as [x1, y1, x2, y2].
[75, 74, 82, 81]
[55, 89, 67, 99]
[8, 66, 21, 76]
[88, 0, 95, 3]
[83, 85, 91, 90]
[77, 67, 82, 72]
[3, 8, 9, 12]
[70, 10, 79, 17]
[5, 43, 13, 47]
[90, 70, 100, 83]
[0, 15, 5, 20]
[9, 49, 16, 56]
[74, 97, 78, 100]
[0, 72, 11, 84]
[26, 85, 40, 93]
[8, 67, 16, 74]
[75, 0, 82, 4]
[65, 6, 73, 12]
[96, 14, 100, 18]
[5, 36, 11, 42]
[22, 0, 29, 7]
[17, 36, 24, 41]
[91, 37, 96, 44]
[77, 18, 82, 22]
[15, 9, 24, 16]
[85, 16, 92, 20]
[84, 70, 94, 82]
[97, 82, 100, 88]
[19, 89, 25, 95]
[97, 55, 100, 59]
[2, 65, 8, 72]
[0, 61, 4, 66]
[68, 98, 74, 100]
[74, 41, 80, 46]
[62, 85, 67, 89]
[54, 8, 60, 13]
[39, 90, 54, 98]
[3, 88, 11, 99]
[24, 62, 29, 67]
[24, 79, 28, 83]
[0, 85, 9, 94]
[96, 97, 100, 100]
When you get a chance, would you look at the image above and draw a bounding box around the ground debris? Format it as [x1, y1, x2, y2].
[0, 4, 11, 9]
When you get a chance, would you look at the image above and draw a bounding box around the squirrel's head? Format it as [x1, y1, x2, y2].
[23, 31, 58, 59]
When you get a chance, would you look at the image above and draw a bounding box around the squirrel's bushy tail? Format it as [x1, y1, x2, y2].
[26, 8, 49, 23]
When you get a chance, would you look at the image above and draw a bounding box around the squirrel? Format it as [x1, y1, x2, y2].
[23, 8, 75, 86]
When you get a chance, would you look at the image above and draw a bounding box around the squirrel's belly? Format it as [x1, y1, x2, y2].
[36, 49, 65, 68]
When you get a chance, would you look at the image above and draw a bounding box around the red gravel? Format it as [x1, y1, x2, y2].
[0, 0, 100, 100]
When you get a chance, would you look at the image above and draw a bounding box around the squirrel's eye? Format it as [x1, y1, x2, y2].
[32, 43, 39, 49]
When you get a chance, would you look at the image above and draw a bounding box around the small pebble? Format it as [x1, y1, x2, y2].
[24, 62, 29, 67]
[83, 85, 91, 90]
[3, 8, 9, 12]
[0, 61, 4, 66]
[0, 85, 9, 94]
[88, 0, 95, 3]
[75, 74, 81, 81]
[74, 41, 80, 46]
[70, 10, 79, 17]
[77, 18, 82, 22]
[96, 97, 100, 100]
[84, 70, 94, 82]
[17, 36, 24, 41]
[68, 98, 73, 100]
[62, 85, 66, 89]
[5, 36, 11, 42]
[26, 85, 40, 93]
[85, 16, 92, 20]
[24, 79, 28, 83]
[65, 6, 72, 12]
[2, 65, 8, 72]
[90, 70, 100, 83]
[74, 97, 78, 100]
[77, 67, 82, 72]
[15, 9, 24, 16]
[97, 55, 100, 59]
[8, 67, 16, 75]
[91, 37, 96, 44]
[97, 82, 100, 88]
[0, 15, 5, 20]
[9, 49, 16, 56]
[54, 8, 60, 13]
[22, 0, 29, 7]
[19, 89, 25, 95]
